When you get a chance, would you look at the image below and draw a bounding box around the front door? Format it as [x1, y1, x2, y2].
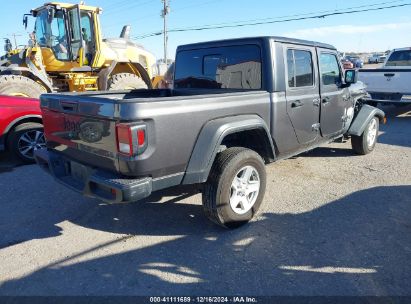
[318, 51, 348, 136]
[67, 5, 83, 62]
[284, 45, 321, 144]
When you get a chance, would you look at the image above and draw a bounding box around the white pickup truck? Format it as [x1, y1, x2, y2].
[359, 48, 411, 105]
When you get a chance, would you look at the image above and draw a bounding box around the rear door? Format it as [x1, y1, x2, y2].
[284, 45, 320, 144]
[317, 50, 348, 136]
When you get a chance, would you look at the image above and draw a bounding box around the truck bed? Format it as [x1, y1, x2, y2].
[40, 88, 271, 178]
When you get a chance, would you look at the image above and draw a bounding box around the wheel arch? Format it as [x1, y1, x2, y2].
[347, 104, 385, 137]
[3, 115, 43, 147]
[182, 115, 276, 185]
[98, 61, 153, 90]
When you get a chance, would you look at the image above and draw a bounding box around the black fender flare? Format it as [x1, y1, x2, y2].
[98, 61, 153, 90]
[182, 115, 275, 185]
[347, 104, 385, 136]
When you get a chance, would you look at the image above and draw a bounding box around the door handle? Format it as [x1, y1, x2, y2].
[313, 98, 321, 107]
[291, 100, 304, 108]
[322, 96, 331, 104]
[60, 101, 78, 112]
[384, 73, 395, 77]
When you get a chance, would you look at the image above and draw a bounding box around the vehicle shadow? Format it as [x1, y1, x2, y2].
[0, 184, 410, 296]
[0, 152, 22, 174]
[0, 170, 204, 250]
[300, 146, 355, 158]
[378, 105, 411, 148]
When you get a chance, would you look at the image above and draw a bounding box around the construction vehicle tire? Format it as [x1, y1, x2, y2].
[107, 73, 148, 90]
[0, 75, 46, 98]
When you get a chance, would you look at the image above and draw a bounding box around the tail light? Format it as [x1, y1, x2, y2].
[116, 123, 147, 156]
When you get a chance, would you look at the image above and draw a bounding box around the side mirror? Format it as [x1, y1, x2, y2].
[4, 39, 12, 52]
[344, 69, 358, 85]
[23, 15, 28, 29]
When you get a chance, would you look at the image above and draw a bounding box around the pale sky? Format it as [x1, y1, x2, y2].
[1, 0, 410, 59]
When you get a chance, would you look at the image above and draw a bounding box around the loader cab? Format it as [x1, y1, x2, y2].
[29, 3, 100, 69]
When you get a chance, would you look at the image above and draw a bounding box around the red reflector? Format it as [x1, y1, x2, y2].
[137, 129, 145, 146]
[116, 124, 133, 156]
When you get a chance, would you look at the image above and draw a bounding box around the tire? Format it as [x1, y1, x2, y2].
[7, 122, 45, 164]
[202, 147, 267, 228]
[107, 73, 148, 90]
[0, 75, 46, 98]
[351, 117, 379, 155]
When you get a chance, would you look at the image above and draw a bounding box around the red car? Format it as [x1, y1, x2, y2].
[0, 95, 45, 163]
[341, 58, 354, 69]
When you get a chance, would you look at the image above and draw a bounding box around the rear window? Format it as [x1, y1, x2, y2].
[287, 49, 314, 88]
[174, 45, 262, 90]
[385, 50, 411, 66]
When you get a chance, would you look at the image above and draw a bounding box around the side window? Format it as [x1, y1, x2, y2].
[80, 12, 93, 43]
[287, 49, 313, 88]
[320, 53, 341, 86]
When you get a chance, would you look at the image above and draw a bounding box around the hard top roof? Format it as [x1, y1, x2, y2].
[177, 36, 336, 51]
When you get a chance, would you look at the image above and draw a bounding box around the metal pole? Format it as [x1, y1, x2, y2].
[11, 33, 22, 49]
[162, 0, 169, 65]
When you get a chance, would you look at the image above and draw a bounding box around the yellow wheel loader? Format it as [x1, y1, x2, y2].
[0, 2, 157, 98]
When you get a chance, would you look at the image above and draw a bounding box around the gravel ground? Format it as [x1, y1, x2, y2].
[0, 105, 410, 296]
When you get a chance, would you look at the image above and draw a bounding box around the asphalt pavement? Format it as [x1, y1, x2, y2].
[0, 105, 410, 296]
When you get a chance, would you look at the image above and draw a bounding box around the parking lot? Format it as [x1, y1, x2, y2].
[0, 105, 410, 296]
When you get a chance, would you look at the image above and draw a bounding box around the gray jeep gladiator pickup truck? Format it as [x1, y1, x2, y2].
[35, 36, 385, 228]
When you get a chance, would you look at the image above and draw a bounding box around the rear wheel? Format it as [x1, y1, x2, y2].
[8, 122, 45, 164]
[202, 147, 267, 228]
[0, 75, 46, 98]
[107, 73, 148, 90]
[351, 117, 379, 155]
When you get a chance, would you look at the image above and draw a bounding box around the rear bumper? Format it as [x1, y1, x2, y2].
[366, 93, 411, 104]
[34, 148, 152, 203]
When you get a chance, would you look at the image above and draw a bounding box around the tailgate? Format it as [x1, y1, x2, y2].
[41, 95, 119, 172]
[359, 69, 411, 94]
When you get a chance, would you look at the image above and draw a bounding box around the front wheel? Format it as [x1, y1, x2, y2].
[202, 147, 267, 228]
[351, 116, 379, 155]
